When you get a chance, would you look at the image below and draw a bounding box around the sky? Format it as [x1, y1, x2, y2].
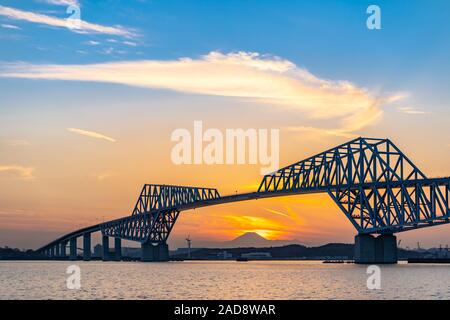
[0, 0, 449, 250]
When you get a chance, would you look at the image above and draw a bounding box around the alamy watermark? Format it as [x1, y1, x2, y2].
[366, 5, 381, 30]
[66, 265, 81, 290]
[171, 121, 279, 175]
[66, 4, 81, 30]
[366, 265, 381, 290]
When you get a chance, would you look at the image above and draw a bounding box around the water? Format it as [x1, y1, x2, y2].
[0, 260, 449, 300]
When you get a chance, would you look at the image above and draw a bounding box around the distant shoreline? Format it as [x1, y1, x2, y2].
[1, 241, 433, 261]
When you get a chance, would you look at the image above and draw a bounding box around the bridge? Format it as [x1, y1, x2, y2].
[36, 137, 450, 264]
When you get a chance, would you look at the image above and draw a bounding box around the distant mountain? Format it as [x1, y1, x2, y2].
[220, 232, 302, 248]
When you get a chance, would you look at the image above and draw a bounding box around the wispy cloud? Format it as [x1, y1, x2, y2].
[264, 208, 291, 218]
[397, 106, 430, 115]
[123, 41, 137, 46]
[284, 126, 356, 138]
[1, 23, 20, 29]
[5, 139, 31, 147]
[95, 172, 117, 181]
[67, 128, 116, 142]
[0, 165, 34, 179]
[101, 47, 115, 55]
[41, 0, 80, 6]
[0, 51, 401, 134]
[0, 5, 134, 37]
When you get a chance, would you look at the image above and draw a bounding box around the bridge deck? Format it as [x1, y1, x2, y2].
[36, 177, 450, 252]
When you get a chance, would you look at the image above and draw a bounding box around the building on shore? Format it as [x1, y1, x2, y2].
[241, 252, 271, 259]
[217, 250, 233, 259]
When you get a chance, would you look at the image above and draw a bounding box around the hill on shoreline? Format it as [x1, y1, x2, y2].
[171, 243, 422, 260]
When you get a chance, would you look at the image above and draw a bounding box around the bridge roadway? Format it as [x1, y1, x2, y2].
[36, 177, 450, 261]
[34, 137, 450, 264]
[35, 188, 317, 254]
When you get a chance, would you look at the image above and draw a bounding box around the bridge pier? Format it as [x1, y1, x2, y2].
[69, 238, 77, 261]
[55, 243, 61, 258]
[376, 234, 397, 264]
[114, 238, 122, 261]
[354, 234, 397, 264]
[102, 235, 111, 261]
[55, 244, 60, 258]
[141, 242, 169, 262]
[62, 242, 67, 258]
[83, 233, 91, 261]
[59, 242, 66, 259]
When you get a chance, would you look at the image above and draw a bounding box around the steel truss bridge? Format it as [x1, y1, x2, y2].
[37, 138, 450, 263]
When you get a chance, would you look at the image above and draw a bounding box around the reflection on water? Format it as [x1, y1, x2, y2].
[0, 260, 449, 300]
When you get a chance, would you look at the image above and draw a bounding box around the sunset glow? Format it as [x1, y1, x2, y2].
[0, 0, 449, 251]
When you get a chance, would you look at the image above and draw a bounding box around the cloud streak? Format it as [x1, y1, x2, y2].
[96, 172, 117, 181]
[5, 139, 31, 147]
[1, 23, 20, 29]
[397, 107, 430, 115]
[264, 208, 291, 218]
[0, 165, 34, 179]
[0, 5, 134, 37]
[67, 128, 116, 142]
[42, 0, 80, 6]
[0, 51, 400, 134]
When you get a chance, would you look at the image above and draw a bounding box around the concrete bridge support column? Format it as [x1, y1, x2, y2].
[376, 234, 398, 264]
[141, 243, 152, 262]
[141, 242, 169, 262]
[114, 237, 122, 261]
[83, 233, 91, 261]
[102, 235, 111, 261]
[60, 242, 67, 258]
[69, 238, 77, 261]
[55, 243, 61, 259]
[354, 234, 397, 264]
[354, 234, 375, 263]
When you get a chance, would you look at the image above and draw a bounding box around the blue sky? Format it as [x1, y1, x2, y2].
[1, 0, 450, 113]
[1, 0, 449, 85]
[0, 0, 449, 249]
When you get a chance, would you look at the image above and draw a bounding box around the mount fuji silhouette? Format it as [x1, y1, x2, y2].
[220, 232, 301, 248]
